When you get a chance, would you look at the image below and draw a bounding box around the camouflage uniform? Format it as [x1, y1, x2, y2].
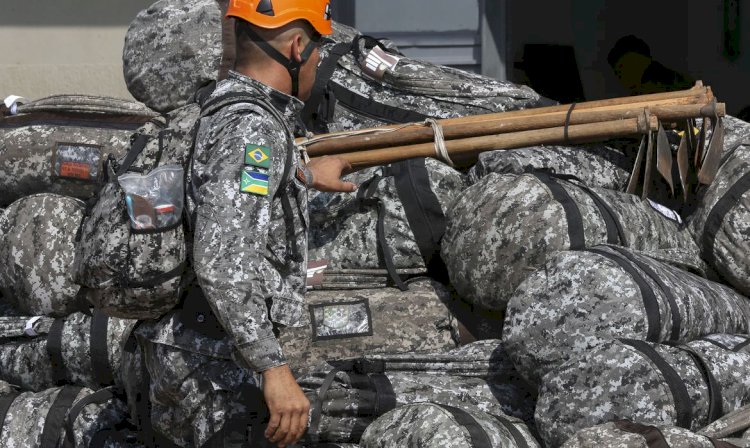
[137, 71, 308, 447]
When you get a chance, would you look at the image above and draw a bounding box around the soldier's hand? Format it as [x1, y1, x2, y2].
[262, 364, 310, 447]
[305, 156, 358, 192]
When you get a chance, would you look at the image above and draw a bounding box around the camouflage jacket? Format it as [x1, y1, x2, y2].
[141, 72, 308, 373]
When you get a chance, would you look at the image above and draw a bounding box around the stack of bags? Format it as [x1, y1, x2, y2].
[2, 0, 750, 446]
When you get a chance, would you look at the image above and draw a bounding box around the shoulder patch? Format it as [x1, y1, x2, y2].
[244, 144, 271, 169]
[241, 167, 270, 196]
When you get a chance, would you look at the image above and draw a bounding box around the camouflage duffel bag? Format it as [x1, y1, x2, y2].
[122, 0, 225, 112]
[0, 194, 84, 316]
[0, 311, 136, 392]
[0, 94, 156, 206]
[309, 157, 465, 289]
[277, 278, 460, 376]
[503, 245, 750, 386]
[0, 380, 129, 448]
[562, 420, 745, 448]
[688, 135, 750, 296]
[359, 402, 540, 448]
[535, 337, 750, 448]
[700, 333, 750, 354]
[302, 23, 550, 134]
[442, 171, 699, 311]
[300, 340, 537, 444]
[467, 143, 634, 190]
[699, 403, 750, 443]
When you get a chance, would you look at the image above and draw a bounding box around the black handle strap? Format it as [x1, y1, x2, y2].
[40, 385, 84, 448]
[47, 317, 68, 386]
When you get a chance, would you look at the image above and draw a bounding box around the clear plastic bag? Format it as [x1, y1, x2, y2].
[118, 165, 184, 230]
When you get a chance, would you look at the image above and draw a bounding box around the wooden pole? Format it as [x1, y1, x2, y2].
[330, 115, 657, 170]
[302, 100, 722, 157]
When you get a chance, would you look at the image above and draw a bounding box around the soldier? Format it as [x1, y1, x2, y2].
[135, 1, 356, 447]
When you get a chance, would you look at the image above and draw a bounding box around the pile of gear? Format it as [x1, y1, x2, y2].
[1, 0, 750, 446]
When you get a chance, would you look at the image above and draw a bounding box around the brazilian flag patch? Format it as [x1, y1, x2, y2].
[244, 144, 271, 169]
[240, 168, 269, 196]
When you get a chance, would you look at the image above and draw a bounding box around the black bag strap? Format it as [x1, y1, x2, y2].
[0, 390, 20, 439]
[390, 158, 450, 283]
[576, 183, 628, 246]
[300, 39, 356, 129]
[609, 246, 683, 342]
[531, 171, 586, 249]
[702, 170, 750, 266]
[613, 420, 671, 448]
[733, 336, 750, 352]
[588, 248, 661, 342]
[47, 317, 68, 386]
[619, 339, 693, 428]
[63, 387, 117, 448]
[40, 385, 84, 448]
[701, 336, 732, 351]
[490, 413, 530, 448]
[440, 404, 493, 448]
[329, 82, 429, 124]
[669, 343, 723, 423]
[90, 310, 114, 387]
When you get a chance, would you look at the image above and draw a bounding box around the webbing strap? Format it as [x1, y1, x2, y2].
[610, 246, 682, 341]
[90, 310, 114, 387]
[671, 344, 723, 422]
[440, 405, 493, 448]
[701, 337, 732, 351]
[330, 82, 429, 124]
[532, 172, 585, 249]
[702, 170, 750, 266]
[390, 158, 449, 283]
[309, 367, 342, 441]
[40, 385, 84, 448]
[733, 336, 750, 352]
[620, 339, 693, 428]
[47, 318, 68, 385]
[63, 387, 116, 448]
[490, 413, 530, 448]
[613, 420, 671, 448]
[578, 185, 627, 246]
[301, 40, 355, 128]
[0, 391, 20, 439]
[588, 248, 661, 342]
[369, 373, 397, 416]
[116, 133, 152, 176]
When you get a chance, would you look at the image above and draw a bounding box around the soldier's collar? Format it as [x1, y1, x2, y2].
[227, 71, 304, 120]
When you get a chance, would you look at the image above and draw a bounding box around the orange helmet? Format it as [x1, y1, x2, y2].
[227, 0, 333, 36]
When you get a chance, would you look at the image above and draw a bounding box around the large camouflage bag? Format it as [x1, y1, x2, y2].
[562, 420, 746, 448]
[0, 194, 84, 316]
[277, 278, 460, 376]
[688, 132, 750, 296]
[302, 23, 549, 134]
[442, 171, 700, 311]
[700, 333, 750, 354]
[503, 245, 750, 386]
[467, 142, 634, 190]
[300, 340, 537, 444]
[308, 157, 465, 288]
[0, 95, 156, 206]
[73, 86, 274, 319]
[122, 0, 226, 112]
[535, 337, 750, 448]
[0, 311, 136, 392]
[359, 402, 540, 448]
[0, 380, 129, 448]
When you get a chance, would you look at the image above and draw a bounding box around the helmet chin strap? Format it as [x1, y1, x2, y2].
[240, 25, 317, 97]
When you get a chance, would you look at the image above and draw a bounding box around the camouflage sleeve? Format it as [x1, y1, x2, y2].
[192, 107, 294, 373]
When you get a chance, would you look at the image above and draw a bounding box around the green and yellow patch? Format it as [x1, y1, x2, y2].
[244, 144, 271, 169]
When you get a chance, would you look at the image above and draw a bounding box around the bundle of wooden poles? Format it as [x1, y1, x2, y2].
[297, 81, 724, 173]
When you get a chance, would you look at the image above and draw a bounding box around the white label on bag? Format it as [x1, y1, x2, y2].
[361, 45, 403, 79]
[647, 199, 683, 224]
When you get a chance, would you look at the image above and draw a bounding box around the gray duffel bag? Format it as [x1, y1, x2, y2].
[562, 420, 747, 448]
[503, 245, 750, 386]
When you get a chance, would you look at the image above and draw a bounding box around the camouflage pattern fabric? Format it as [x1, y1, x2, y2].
[700, 333, 750, 354]
[0, 194, 84, 316]
[688, 121, 750, 296]
[442, 172, 700, 311]
[122, 0, 223, 112]
[277, 278, 460, 376]
[699, 403, 750, 440]
[308, 158, 465, 272]
[0, 380, 129, 448]
[299, 340, 537, 444]
[0, 95, 155, 206]
[536, 337, 750, 448]
[135, 314, 260, 447]
[503, 245, 750, 387]
[315, 24, 549, 134]
[562, 420, 747, 448]
[467, 142, 634, 190]
[359, 402, 540, 448]
[0, 312, 136, 392]
[73, 98, 200, 319]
